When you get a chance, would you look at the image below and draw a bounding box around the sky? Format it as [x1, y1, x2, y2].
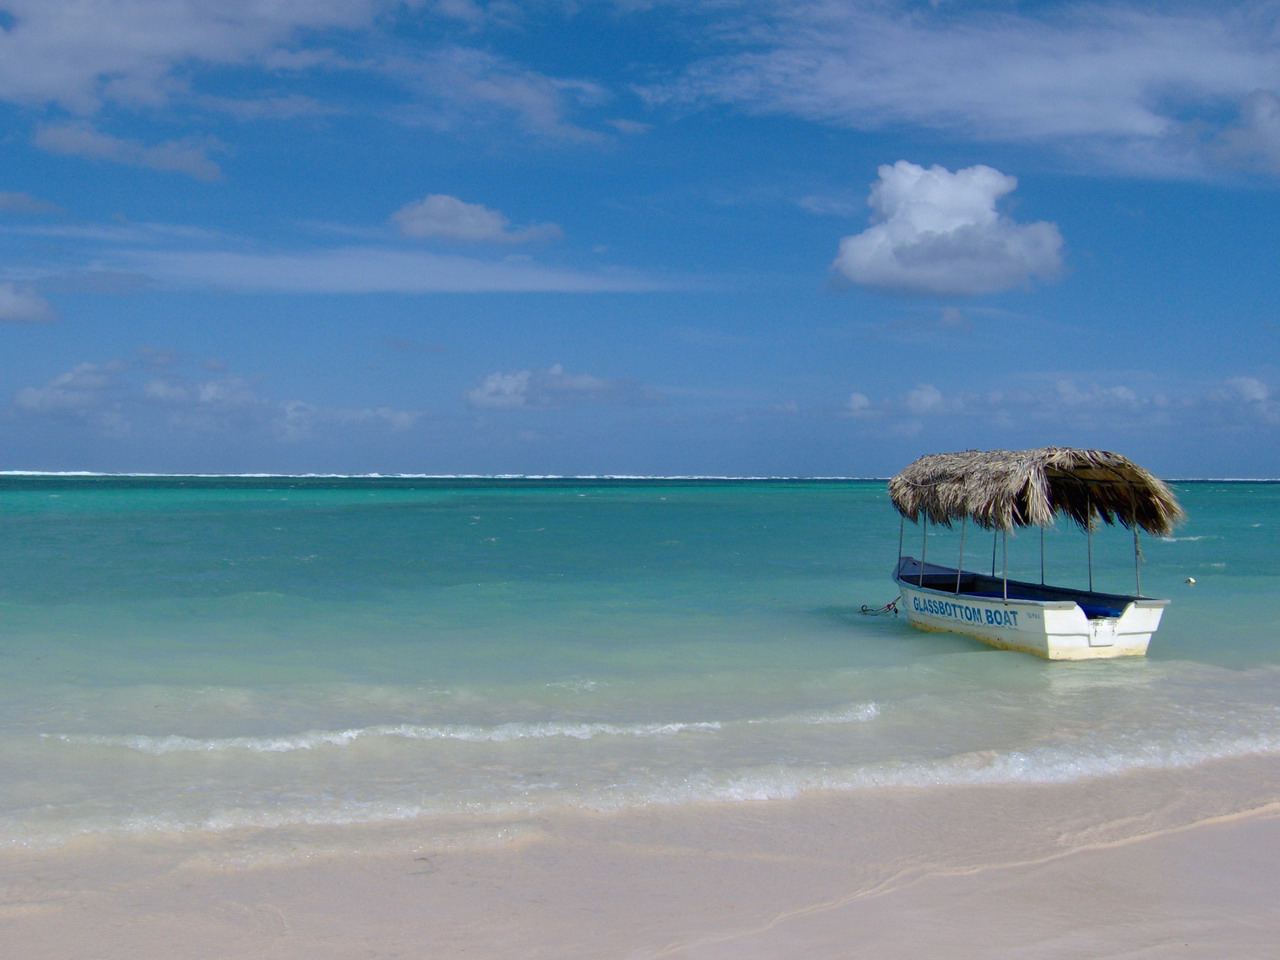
[1, 0, 1278, 477]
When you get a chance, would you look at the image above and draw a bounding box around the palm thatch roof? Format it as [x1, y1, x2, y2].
[888, 447, 1183, 536]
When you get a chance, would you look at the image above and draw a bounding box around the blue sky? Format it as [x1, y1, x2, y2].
[2, 0, 1278, 477]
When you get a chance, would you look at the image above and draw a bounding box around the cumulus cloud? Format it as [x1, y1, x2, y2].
[392, 194, 562, 243]
[35, 123, 224, 181]
[11, 353, 420, 441]
[0, 282, 55, 322]
[832, 161, 1063, 297]
[466, 363, 645, 410]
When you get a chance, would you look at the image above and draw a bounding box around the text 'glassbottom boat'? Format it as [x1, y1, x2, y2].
[888, 447, 1184, 660]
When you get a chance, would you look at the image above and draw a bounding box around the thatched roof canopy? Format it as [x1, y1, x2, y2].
[888, 447, 1183, 536]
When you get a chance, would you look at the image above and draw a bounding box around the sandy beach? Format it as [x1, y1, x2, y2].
[6, 754, 1277, 960]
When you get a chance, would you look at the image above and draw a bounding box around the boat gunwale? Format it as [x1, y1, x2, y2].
[893, 556, 1170, 613]
[893, 572, 1171, 612]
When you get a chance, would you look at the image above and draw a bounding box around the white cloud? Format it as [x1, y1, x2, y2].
[905, 383, 946, 415]
[0, 281, 55, 322]
[834, 373, 1280, 441]
[1218, 376, 1279, 423]
[391, 194, 562, 243]
[14, 360, 132, 435]
[35, 123, 224, 181]
[466, 363, 645, 410]
[833, 161, 1063, 297]
[1055, 379, 1139, 407]
[1224, 376, 1269, 404]
[467, 370, 532, 410]
[277, 400, 420, 442]
[842, 392, 873, 418]
[11, 354, 420, 441]
[656, 2, 1280, 178]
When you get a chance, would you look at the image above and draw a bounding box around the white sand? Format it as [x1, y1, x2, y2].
[5, 756, 1279, 959]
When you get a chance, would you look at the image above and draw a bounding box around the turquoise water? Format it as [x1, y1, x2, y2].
[1, 477, 1278, 855]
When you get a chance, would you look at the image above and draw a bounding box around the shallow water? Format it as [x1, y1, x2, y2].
[1, 476, 1277, 856]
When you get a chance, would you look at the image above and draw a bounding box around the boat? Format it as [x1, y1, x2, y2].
[888, 447, 1183, 660]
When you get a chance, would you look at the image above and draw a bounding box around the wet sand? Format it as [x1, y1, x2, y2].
[5, 756, 1278, 960]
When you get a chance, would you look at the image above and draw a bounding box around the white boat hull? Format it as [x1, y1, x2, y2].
[894, 559, 1168, 660]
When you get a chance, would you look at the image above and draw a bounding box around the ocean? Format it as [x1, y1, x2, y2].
[2, 475, 1278, 863]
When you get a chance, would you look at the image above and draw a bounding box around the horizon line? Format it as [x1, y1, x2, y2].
[2, 471, 1275, 483]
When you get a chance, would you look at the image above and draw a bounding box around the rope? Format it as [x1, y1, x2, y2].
[860, 596, 900, 617]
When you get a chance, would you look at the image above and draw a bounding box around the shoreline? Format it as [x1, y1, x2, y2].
[6, 754, 1278, 959]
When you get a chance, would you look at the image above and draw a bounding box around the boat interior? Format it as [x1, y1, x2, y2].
[894, 556, 1141, 620]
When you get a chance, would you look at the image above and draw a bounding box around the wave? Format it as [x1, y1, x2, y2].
[47, 720, 723, 753]
[11, 721, 1278, 851]
[573, 729, 1280, 813]
[44, 703, 880, 754]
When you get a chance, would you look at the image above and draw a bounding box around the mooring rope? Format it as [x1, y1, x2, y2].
[859, 596, 900, 616]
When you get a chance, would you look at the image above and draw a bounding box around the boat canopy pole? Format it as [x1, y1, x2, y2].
[1087, 523, 1094, 592]
[1040, 526, 1046, 586]
[1086, 489, 1094, 592]
[1133, 525, 1143, 596]
[1002, 529, 1009, 601]
[919, 521, 927, 586]
[990, 529, 998, 577]
[898, 516, 905, 563]
[955, 516, 967, 595]
[1128, 483, 1144, 596]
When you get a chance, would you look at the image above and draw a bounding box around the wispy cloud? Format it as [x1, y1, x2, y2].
[0, 2, 616, 148]
[2, 211, 667, 295]
[0, 190, 62, 216]
[387, 45, 612, 143]
[651, 1, 1280, 178]
[114, 246, 665, 293]
[0, 0, 380, 112]
[0, 281, 55, 322]
[1211, 90, 1280, 176]
[392, 194, 562, 244]
[829, 372, 1280, 438]
[11, 351, 420, 441]
[35, 123, 225, 181]
[466, 363, 650, 410]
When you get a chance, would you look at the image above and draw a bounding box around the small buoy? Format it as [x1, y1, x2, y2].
[1184, 577, 1196, 584]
